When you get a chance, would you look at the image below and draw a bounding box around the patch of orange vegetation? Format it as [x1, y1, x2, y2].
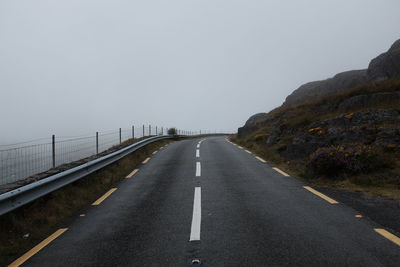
[344, 113, 354, 119]
[308, 127, 327, 135]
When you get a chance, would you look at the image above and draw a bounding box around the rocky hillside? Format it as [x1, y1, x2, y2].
[235, 39, 400, 190]
[284, 39, 400, 106]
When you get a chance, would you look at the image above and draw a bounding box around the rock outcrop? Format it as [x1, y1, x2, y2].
[237, 113, 267, 138]
[283, 109, 400, 159]
[284, 70, 368, 106]
[283, 39, 400, 106]
[338, 91, 400, 112]
[367, 39, 400, 81]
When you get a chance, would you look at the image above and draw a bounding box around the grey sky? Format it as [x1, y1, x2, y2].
[1, 0, 399, 143]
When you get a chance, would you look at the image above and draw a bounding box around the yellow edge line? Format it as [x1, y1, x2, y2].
[142, 157, 150, 164]
[375, 228, 400, 246]
[255, 156, 266, 163]
[272, 167, 290, 177]
[92, 188, 118, 206]
[303, 186, 339, 204]
[8, 228, 68, 267]
[126, 169, 139, 178]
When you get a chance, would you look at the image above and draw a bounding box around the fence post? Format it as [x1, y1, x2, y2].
[119, 128, 122, 144]
[161, 127, 163, 135]
[52, 134, 56, 168]
[156, 126, 158, 135]
[132, 125, 134, 139]
[149, 125, 151, 136]
[96, 132, 99, 155]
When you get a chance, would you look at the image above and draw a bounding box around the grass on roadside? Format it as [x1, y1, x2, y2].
[229, 135, 400, 200]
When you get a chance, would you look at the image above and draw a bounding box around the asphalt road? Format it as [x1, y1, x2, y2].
[20, 136, 400, 266]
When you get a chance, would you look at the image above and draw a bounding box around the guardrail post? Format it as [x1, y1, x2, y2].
[142, 125, 144, 137]
[156, 126, 158, 135]
[161, 127, 163, 135]
[149, 125, 151, 136]
[132, 125, 134, 139]
[119, 128, 122, 144]
[96, 132, 99, 155]
[52, 135, 56, 168]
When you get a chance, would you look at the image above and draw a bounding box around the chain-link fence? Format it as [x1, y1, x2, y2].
[0, 125, 179, 186]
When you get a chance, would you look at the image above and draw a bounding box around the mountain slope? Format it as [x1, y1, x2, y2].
[235, 39, 400, 198]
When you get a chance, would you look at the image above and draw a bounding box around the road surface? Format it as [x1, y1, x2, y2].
[15, 136, 400, 266]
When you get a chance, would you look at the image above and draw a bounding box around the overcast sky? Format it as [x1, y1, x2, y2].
[0, 0, 399, 143]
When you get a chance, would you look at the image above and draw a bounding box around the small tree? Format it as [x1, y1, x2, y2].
[168, 128, 177, 135]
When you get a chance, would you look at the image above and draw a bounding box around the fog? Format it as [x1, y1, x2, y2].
[1, 0, 399, 143]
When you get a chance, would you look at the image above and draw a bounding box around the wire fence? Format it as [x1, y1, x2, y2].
[0, 125, 196, 186]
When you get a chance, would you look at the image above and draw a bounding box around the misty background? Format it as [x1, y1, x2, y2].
[1, 0, 399, 144]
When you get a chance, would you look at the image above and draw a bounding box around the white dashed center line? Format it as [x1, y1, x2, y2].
[190, 187, 202, 241]
[196, 149, 200, 158]
[196, 162, 201, 177]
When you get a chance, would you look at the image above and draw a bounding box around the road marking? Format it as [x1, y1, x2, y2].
[8, 228, 68, 267]
[272, 167, 290, 177]
[152, 150, 158, 155]
[79, 214, 85, 217]
[255, 156, 266, 163]
[245, 150, 252, 154]
[374, 228, 400, 246]
[142, 157, 150, 164]
[196, 162, 201, 177]
[238, 146, 243, 149]
[190, 187, 202, 241]
[355, 215, 363, 218]
[197, 144, 200, 148]
[303, 186, 339, 204]
[92, 188, 118, 206]
[126, 169, 139, 178]
[196, 149, 200, 158]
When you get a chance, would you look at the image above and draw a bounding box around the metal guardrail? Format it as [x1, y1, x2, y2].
[0, 135, 175, 216]
[0, 125, 168, 186]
